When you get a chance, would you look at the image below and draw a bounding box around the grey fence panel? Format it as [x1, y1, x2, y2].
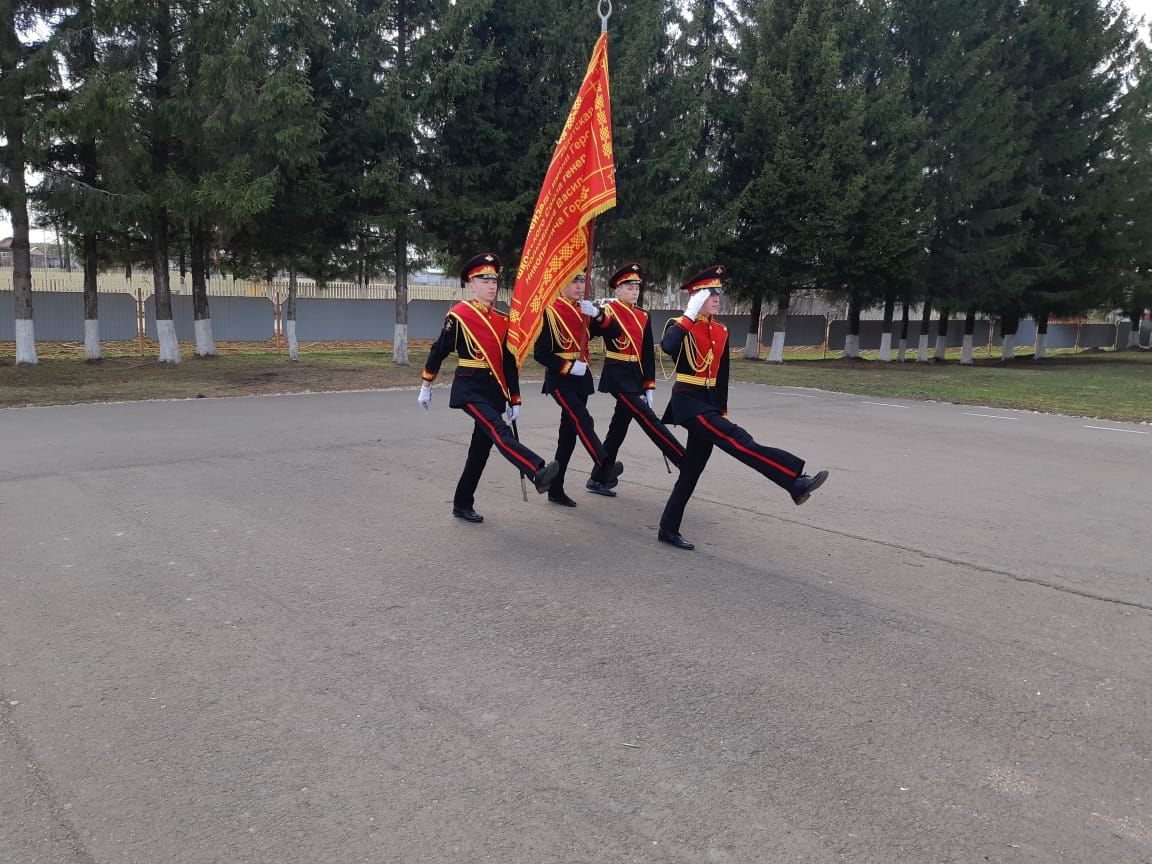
[203, 296, 274, 341]
[144, 295, 193, 341]
[409, 301, 453, 339]
[145, 295, 274, 341]
[295, 299, 394, 340]
[829, 319, 991, 351]
[1079, 323, 1118, 349]
[760, 315, 829, 347]
[0, 290, 12, 339]
[0, 290, 137, 340]
[990, 322, 1100, 349]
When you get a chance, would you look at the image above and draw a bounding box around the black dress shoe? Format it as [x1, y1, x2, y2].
[452, 506, 484, 523]
[548, 492, 578, 507]
[790, 469, 829, 506]
[532, 460, 561, 494]
[585, 478, 617, 497]
[657, 529, 694, 550]
[604, 461, 624, 489]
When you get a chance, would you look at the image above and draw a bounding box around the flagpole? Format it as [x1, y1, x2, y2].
[585, 0, 612, 301]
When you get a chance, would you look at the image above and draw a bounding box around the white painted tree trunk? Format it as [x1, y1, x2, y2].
[767, 330, 786, 363]
[917, 334, 930, 362]
[394, 322, 409, 365]
[878, 332, 892, 362]
[961, 334, 974, 365]
[1035, 332, 1048, 359]
[286, 320, 299, 361]
[744, 331, 758, 360]
[84, 319, 101, 360]
[15, 319, 38, 365]
[156, 319, 181, 364]
[843, 334, 860, 358]
[897, 338, 907, 363]
[1127, 329, 1140, 349]
[194, 318, 217, 357]
[934, 335, 948, 360]
[1001, 334, 1016, 361]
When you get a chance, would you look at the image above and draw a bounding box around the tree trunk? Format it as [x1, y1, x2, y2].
[768, 293, 790, 363]
[1000, 308, 1019, 361]
[844, 292, 862, 358]
[1, 67, 38, 364]
[394, 225, 410, 364]
[934, 308, 950, 361]
[743, 294, 763, 359]
[286, 262, 299, 361]
[1035, 311, 1049, 360]
[191, 224, 215, 356]
[83, 234, 101, 360]
[152, 0, 180, 364]
[917, 302, 931, 362]
[897, 301, 910, 362]
[961, 308, 976, 365]
[879, 293, 895, 362]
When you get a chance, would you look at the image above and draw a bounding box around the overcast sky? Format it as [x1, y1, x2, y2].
[3, 0, 1151, 242]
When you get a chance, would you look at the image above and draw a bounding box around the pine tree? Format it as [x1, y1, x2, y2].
[893, 0, 1030, 363]
[1, 0, 70, 364]
[1012, 0, 1138, 358]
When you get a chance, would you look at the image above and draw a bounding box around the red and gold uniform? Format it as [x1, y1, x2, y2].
[596, 264, 685, 477]
[659, 265, 808, 541]
[423, 254, 553, 514]
[533, 286, 621, 501]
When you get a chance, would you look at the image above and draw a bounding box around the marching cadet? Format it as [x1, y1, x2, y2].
[588, 263, 685, 496]
[656, 265, 829, 550]
[533, 270, 624, 507]
[419, 252, 560, 523]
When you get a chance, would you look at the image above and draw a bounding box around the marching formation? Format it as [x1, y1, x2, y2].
[418, 253, 829, 549]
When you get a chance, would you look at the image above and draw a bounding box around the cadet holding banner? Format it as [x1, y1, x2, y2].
[591, 263, 685, 496]
[533, 271, 624, 507]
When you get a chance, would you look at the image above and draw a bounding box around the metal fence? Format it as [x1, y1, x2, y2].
[2, 284, 1146, 351]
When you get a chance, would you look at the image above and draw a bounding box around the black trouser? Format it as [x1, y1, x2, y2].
[549, 388, 609, 495]
[453, 401, 544, 509]
[660, 410, 804, 534]
[602, 392, 685, 470]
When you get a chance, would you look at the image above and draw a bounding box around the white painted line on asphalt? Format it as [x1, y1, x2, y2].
[862, 401, 909, 408]
[773, 392, 819, 398]
[963, 413, 1019, 421]
[1083, 425, 1149, 435]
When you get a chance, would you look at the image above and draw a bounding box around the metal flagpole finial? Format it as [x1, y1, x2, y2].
[598, 0, 612, 32]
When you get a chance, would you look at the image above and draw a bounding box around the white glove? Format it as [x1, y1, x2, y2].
[684, 289, 710, 321]
[644, 390, 655, 409]
[570, 360, 588, 376]
[418, 383, 432, 409]
[506, 403, 520, 423]
[578, 299, 598, 317]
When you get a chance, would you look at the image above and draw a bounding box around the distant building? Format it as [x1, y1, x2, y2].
[0, 237, 69, 269]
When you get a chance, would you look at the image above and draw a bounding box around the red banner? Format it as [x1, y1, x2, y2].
[508, 32, 616, 366]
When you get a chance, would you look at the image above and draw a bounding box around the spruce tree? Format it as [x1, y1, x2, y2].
[893, 0, 1029, 362]
[1012, 0, 1139, 358]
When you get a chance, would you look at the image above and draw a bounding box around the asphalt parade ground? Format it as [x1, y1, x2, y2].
[2, 383, 1150, 864]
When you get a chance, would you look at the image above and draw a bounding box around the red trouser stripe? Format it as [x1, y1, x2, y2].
[622, 394, 684, 458]
[697, 414, 798, 479]
[553, 390, 602, 466]
[464, 403, 538, 473]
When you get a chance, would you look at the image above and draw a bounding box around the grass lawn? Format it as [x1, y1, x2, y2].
[2, 340, 1150, 423]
